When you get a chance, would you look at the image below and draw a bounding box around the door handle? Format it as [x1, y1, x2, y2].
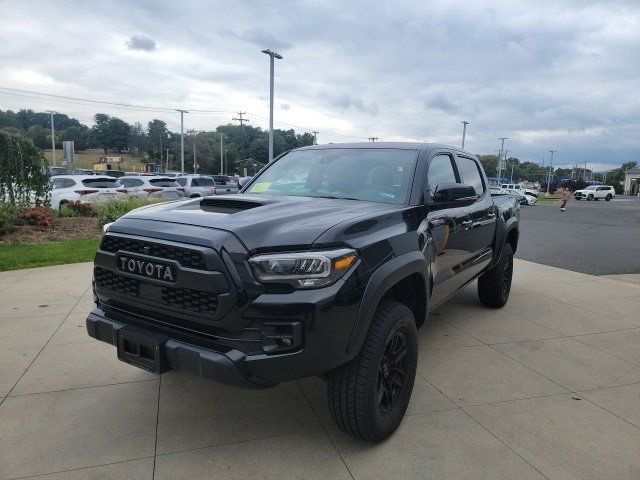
[461, 220, 473, 230]
[487, 212, 496, 218]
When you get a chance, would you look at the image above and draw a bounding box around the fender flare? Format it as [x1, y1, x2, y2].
[346, 250, 428, 355]
[491, 218, 519, 268]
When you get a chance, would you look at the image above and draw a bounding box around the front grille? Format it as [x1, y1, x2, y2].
[161, 287, 218, 314]
[95, 267, 218, 317]
[95, 268, 140, 297]
[101, 236, 206, 270]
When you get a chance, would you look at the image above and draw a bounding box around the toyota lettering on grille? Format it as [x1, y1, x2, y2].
[117, 255, 176, 282]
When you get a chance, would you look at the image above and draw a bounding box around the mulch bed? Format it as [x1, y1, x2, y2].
[0, 217, 100, 244]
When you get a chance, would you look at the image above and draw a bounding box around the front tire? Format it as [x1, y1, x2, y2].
[327, 300, 418, 442]
[478, 243, 514, 308]
[605, 194, 612, 201]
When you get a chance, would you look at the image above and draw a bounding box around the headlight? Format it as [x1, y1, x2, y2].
[249, 248, 357, 289]
[101, 222, 114, 236]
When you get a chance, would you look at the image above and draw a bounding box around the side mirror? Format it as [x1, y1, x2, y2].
[430, 183, 478, 207]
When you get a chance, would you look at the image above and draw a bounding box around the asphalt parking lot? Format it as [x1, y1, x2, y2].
[517, 195, 640, 275]
[2, 260, 640, 479]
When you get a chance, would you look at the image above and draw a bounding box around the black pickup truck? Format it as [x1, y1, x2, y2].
[87, 143, 519, 441]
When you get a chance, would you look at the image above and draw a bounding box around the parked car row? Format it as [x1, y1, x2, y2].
[490, 187, 537, 206]
[47, 174, 244, 209]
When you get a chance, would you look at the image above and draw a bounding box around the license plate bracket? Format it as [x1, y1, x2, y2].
[117, 327, 169, 374]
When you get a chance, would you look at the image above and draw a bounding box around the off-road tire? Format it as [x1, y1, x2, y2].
[327, 300, 418, 442]
[478, 243, 514, 308]
[605, 194, 612, 201]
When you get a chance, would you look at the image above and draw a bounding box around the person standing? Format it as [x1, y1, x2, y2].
[560, 187, 571, 211]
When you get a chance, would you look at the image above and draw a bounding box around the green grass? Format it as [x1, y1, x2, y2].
[43, 148, 146, 171]
[0, 238, 100, 271]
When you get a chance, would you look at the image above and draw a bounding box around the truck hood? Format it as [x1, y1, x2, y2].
[117, 194, 399, 252]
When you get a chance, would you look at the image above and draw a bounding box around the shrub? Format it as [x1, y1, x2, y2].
[93, 198, 162, 227]
[17, 206, 54, 229]
[64, 200, 95, 217]
[59, 204, 80, 218]
[0, 202, 16, 235]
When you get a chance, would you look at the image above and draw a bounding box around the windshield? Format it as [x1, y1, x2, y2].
[81, 178, 119, 188]
[246, 148, 418, 205]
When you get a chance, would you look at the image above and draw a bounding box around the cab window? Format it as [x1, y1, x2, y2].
[457, 157, 485, 195]
[426, 154, 458, 196]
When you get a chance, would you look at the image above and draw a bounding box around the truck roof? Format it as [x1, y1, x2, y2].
[296, 142, 472, 154]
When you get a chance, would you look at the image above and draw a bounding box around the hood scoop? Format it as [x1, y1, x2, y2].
[200, 197, 265, 213]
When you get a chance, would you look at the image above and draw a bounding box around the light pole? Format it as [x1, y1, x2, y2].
[497, 138, 508, 183]
[461, 121, 469, 149]
[546, 150, 556, 196]
[46, 110, 56, 166]
[188, 130, 197, 173]
[261, 49, 283, 163]
[219, 133, 225, 175]
[165, 148, 170, 171]
[176, 109, 188, 174]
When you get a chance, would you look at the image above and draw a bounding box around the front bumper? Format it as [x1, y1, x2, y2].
[87, 309, 266, 388]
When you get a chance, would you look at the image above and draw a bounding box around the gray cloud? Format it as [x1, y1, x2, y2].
[126, 35, 157, 52]
[0, 0, 638, 165]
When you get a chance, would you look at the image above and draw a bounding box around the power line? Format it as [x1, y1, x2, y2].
[0, 87, 237, 114]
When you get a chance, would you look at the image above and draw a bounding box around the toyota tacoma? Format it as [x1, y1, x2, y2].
[87, 143, 520, 441]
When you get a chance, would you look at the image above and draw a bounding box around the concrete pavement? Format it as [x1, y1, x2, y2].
[1, 260, 640, 479]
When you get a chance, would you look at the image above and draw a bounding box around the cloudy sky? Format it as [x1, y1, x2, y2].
[1, 0, 638, 169]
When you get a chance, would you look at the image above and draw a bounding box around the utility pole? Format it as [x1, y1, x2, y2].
[497, 138, 508, 183]
[461, 121, 469, 149]
[510, 157, 515, 183]
[368, 137, 379, 142]
[188, 130, 197, 173]
[219, 133, 225, 175]
[46, 110, 56, 166]
[546, 150, 556, 196]
[312, 131, 319, 145]
[165, 148, 170, 171]
[584, 161, 587, 181]
[261, 49, 283, 163]
[176, 109, 188, 174]
[233, 112, 249, 161]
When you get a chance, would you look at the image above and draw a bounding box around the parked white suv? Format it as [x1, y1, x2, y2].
[574, 185, 615, 201]
[501, 183, 539, 198]
[50, 175, 126, 210]
[118, 176, 185, 199]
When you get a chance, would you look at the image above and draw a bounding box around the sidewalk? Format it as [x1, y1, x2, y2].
[1, 260, 640, 479]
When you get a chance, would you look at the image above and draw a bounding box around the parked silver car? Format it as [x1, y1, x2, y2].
[176, 174, 237, 197]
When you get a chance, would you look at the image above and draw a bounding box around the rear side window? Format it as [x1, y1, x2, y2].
[192, 177, 214, 187]
[176, 178, 187, 186]
[427, 154, 458, 196]
[457, 157, 485, 195]
[149, 178, 179, 187]
[51, 178, 66, 189]
[82, 178, 119, 188]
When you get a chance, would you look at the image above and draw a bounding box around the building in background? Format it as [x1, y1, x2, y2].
[623, 167, 640, 196]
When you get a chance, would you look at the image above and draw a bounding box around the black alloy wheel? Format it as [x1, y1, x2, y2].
[377, 329, 408, 413]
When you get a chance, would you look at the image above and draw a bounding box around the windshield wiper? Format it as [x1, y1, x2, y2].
[315, 195, 360, 201]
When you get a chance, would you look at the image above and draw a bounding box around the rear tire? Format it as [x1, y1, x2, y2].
[587, 194, 594, 201]
[327, 300, 418, 442]
[478, 243, 514, 308]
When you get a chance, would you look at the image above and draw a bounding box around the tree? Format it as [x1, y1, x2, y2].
[147, 120, 168, 160]
[26, 125, 49, 149]
[0, 131, 50, 209]
[107, 117, 131, 153]
[129, 122, 147, 156]
[91, 114, 110, 154]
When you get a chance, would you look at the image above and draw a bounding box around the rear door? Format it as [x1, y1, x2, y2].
[421, 151, 473, 306]
[456, 155, 496, 276]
